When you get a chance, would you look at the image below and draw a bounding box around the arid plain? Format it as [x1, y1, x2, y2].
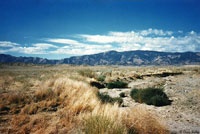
[0, 63, 200, 134]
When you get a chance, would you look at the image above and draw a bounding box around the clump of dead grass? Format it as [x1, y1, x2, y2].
[124, 106, 169, 134]
[82, 115, 126, 134]
[35, 88, 55, 101]
[12, 114, 48, 134]
[78, 68, 96, 78]
[7, 92, 26, 104]
[0, 90, 31, 115]
[21, 98, 60, 114]
[0, 91, 27, 105]
[0, 75, 15, 90]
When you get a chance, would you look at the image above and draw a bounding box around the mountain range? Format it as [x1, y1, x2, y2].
[1, 50, 200, 66]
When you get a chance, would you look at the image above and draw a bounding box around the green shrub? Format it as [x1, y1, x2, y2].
[106, 81, 128, 89]
[119, 92, 126, 98]
[130, 89, 140, 101]
[83, 115, 126, 134]
[97, 75, 106, 82]
[97, 92, 123, 105]
[130, 88, 171, 106]
[90, 81, 105, 89]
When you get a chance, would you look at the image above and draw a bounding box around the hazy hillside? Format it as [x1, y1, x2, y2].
[1, 50, 200, 65]
[0, 54, 59, 64]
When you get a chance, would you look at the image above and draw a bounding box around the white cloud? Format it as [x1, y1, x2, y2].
[46, 38, 114, 55]
[0, 43, 58, 54]
[79, 29, 200, 52]
[1, 38, 114, 55]
[0, 49, 7, 53]
[51, 48, 113, 55]
[32, 43, 58, 49]
[80, 34, 133, 44]
[139, 28, 173, 36]
[46, 38, 84, 46]
[189, 30, 196, 35]
[178, 30, 183, 33]
[8, 47, 47, 54]
[1, 29, 200, 56]
[50, 44, 113, 55]
[80, 35, 119, 43]
[62, 46, 69, 49]
[80, 29, 173, 44]
[0, 41, 19, 47]
[117, 43, 142, 52]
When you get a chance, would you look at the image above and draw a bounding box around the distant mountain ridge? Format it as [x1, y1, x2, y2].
[1, 50, 200, 66]
[0, 54, 59, 64]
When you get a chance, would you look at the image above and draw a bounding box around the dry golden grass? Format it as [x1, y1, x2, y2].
[82, 115, 126, 134]
[0, 75, 15, 90]
[35, 88, 55, 101]
[124, 106, 168, 134]
[12, 114, 49, 134]
[7, 92, 26, 104]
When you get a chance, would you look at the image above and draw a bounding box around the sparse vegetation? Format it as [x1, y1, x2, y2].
[90, 81, 105, 89]
[106, 81, 128, 89]
[119, 92, 126, 98]
[97, 75, 106, 82]
[130, 88, 171, 106]
[97, 92, 123, 105]
[1, 64, 185, 134]
[78, 68, 96, 78]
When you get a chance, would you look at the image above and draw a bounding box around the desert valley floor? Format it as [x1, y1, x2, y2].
[0, 64, 199, 134]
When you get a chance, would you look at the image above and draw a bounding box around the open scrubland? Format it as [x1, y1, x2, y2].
[0, 63, 200, 134]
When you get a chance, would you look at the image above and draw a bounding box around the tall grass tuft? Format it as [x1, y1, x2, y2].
[83, 115, 126, 134]
[78, 69, 96, 78]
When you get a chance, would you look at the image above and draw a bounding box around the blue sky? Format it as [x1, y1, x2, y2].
[0, 0, 200, 59]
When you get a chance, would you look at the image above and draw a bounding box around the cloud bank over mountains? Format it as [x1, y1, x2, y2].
[0, 29, 200, 58]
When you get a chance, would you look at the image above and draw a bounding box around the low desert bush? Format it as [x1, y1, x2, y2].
[97, 92, 123, 105]
[97, 75, 106, 82]
[106, 81, 128, 89]
[130, 88, 171, 106]
[90, 81, 105, 89]
[119, 92, 126, 98]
